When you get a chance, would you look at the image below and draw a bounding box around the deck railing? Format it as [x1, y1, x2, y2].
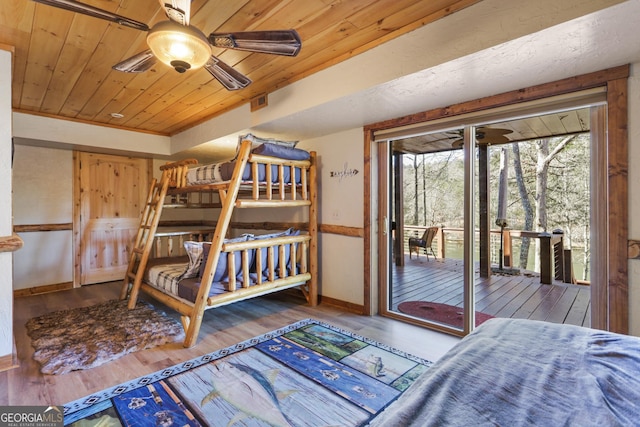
[403, 226, 577, 285]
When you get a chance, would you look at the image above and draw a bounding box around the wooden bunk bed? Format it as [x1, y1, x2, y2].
[120, 139, 318, 348]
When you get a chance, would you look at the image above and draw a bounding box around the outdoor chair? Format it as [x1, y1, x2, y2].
[408, 226, 439, 260]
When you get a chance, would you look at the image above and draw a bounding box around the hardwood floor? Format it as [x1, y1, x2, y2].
[1, 282, 460, 407]
[392, 254, 591, 327]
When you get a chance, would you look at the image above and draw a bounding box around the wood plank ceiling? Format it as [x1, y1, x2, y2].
[392, 108, 591, 155]
[0, 0, 482, 136]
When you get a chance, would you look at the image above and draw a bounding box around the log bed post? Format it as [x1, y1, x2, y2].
[182, 140, 253, 348]
[308, 151, 318, 306]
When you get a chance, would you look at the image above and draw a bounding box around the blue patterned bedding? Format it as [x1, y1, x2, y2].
[185, 143, 310, 186]
[144, 229, 304, 303]
[368, 318, 640, 427]
[185, 161, 303, 186]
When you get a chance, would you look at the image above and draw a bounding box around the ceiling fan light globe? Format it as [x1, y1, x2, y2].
[147, 21, 211, 71]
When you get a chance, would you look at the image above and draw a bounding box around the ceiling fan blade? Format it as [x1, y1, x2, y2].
[158, 0, 191, 26]
[208, 30, 302, 56]
[449, 127, 514, 147]
[113, 50, 157, 73]
[32, 0, 149, 31]
[204, 56, 251, 91]
[452, 133, 512, 148]
[476, 127, 513, 139]
[476, 127, 513, 144]
[479, 135, 511, 145]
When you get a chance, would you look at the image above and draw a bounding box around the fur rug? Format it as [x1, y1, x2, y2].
[26, 299, 185, 375]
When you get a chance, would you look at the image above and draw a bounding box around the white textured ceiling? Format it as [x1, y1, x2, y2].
[252, 1, 640, 142]
[174, 0, 640, 162]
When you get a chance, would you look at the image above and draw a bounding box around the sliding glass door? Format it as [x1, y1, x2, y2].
[379, 106, 598, 336]
[381, 125, 478, 335]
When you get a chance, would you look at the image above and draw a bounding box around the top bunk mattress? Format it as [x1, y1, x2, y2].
[186, 139, 311, 186]
[186, 162, 301, 186]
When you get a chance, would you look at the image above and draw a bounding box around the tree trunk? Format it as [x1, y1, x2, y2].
[582, 170, 590, 280]
[422, 154, 427, 225]
[512, 144, 534, 269]
[534, 139, 551, 272]
[535, 139, 550, 233]
[534, 136, 576, 270]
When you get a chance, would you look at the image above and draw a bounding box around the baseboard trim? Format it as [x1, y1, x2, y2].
[319, 295, 365, 314]
[14, 281, 74, 298]
[264, 289, 365, 315]
[0, 339, 19, 373]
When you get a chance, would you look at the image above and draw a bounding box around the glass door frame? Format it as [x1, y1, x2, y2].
[377, 124, 479, 336]
[461, 126, 476, 334]
[369, 68, 630, 336]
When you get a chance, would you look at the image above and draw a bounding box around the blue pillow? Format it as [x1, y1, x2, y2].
[251, 142, 310, 160]
[222, 162, 302, 184]
[252, 228, 300, 278]
[199, 235, 254, 282]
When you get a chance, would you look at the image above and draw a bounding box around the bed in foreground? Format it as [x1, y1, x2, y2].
[369, 318, 640, 426]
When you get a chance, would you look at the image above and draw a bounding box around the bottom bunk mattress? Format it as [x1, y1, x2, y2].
[143, 230, 306, 304]
[368, 318, 640, 427]
[144, 257, 259, 303]
[145, 257, 257, 302]
[145, 261, 306, 304]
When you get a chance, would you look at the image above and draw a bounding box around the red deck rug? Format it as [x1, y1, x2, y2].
[398, 301, 494, 328]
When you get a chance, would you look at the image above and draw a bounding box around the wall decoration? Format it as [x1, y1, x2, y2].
[330, 162, 359, 182]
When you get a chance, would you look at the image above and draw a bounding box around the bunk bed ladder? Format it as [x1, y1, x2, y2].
[120, 173, 170, 307]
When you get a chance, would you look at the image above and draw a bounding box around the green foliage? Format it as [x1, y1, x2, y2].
[401, 151, 465, 228]
[400, 134, 591, 279]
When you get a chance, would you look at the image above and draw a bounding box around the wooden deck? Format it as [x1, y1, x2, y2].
[391, 254, 590, 327]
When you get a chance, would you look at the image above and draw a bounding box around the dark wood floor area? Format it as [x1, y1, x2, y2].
[1, 281, 460, 407]
[3, 260, 591, 406]
[391, 254, 591, 327]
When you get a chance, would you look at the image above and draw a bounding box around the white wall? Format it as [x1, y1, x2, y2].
[12, 146, 73, 289]
[10, 155, 213, 291]
[303, 129, 365, 305]
[0, 48, 14, 357]
[229, 129, 367, 304]
[13, 113, 171, 158]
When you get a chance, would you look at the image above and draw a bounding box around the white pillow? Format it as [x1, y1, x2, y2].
[239, 132, 298, 149]
[182, 241, 204, 279]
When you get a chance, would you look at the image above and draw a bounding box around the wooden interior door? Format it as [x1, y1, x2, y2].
[76, 152, 150, 285]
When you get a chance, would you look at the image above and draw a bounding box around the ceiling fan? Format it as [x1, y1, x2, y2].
[448, 127, 513, 148]
[32, 0, 302, 90]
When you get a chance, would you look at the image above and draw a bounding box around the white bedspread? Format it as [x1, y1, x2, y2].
[368, 318, 640, 427]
